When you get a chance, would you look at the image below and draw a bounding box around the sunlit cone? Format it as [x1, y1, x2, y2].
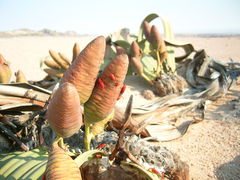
[130, 41, 141, 58]
[91, 110, 115, 136]
[149, 25, 166, 53]
[130, 57, 143, 75]
[143, 21, 151, 41]
[72, 42, 80, 62]
[130, 41, 143, 74]
[58, 52, 71, 65]
[61, 36, 106, 104]
[84, 54, 129, 124]
[15, 70, 27, 83]
[84, 54, 128, 150]
[45, 144, 82, 180]
[44, 69, 64, 78]
[44, 59, 62, 70]
[47, 82, 83, 138]
[149, 25, 168, 65]
[116, 46, 126, 55]
[44, 45, 76, 78]
[0, 54, 11, 83]
[49, 50, 70, 70]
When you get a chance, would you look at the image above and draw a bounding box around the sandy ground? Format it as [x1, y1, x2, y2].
[0, 35, 96, 81]
[0, 36, 240, 82]
[175, 36, 240, 63]
[161, 85, 240, 179]
[0, 36, 240, 179]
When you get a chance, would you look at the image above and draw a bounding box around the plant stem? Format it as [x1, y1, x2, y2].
[54, 136, 64, 148]
[156, 51, 161, 75]
[84, 123, 91, 151]
[58, 137, 64, 148]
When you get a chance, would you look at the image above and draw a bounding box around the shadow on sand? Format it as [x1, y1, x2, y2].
[215, 155, 240, 180]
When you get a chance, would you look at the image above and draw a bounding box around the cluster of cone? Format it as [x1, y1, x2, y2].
[0, 54, 11, 83]
[45, 36, 129, 179]
[129, 21, 187, 96]
[127, 21, 168, 88]
[142, 21, 168, 62]
[0, 54, 27, 83]
[43, 43, 80, 78]
[45, 36, 128, 178]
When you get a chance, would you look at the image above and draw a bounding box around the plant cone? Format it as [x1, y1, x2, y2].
[47, 82, 83, 138]
[91, 110, 115, 136]
[130, 41, 143, 74]
[0, 54, 11, 83]
[84, 54, 128, 150]
[44, 59, 62, 70]
[44, 69, 64, 78]
[84, 54, 129, 124]
[149, 25, 166, 53]
[61, 36, 106, 104]
[130, 41, 141, 58]
[143, 21, 151, 41]
[15, 70, 27, 83]
[45, 144, 82, 180]
[58, 52, 71, 65]
[49, 50, 69, 70]
[130, 57, 143, 75]
[72, 42, 80, 62]
[116, 46, 126, 55]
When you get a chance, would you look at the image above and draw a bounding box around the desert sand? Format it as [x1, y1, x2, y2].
[0, 35, 239, 81]
[0, 35, 240, 179]
[0, 35, 96, 81]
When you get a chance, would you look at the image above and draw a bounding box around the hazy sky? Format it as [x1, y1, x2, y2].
[1, 0, 240, 35]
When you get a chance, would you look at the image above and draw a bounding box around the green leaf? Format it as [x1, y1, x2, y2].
[113, 40, 131, 51]
[141, 54, 158, 81]
[138, 39, 152, 54]
[165, 40, 195, 62]
[0, 149, 48, 180]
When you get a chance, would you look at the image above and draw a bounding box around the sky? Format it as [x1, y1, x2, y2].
[0, 0, 240, 35]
